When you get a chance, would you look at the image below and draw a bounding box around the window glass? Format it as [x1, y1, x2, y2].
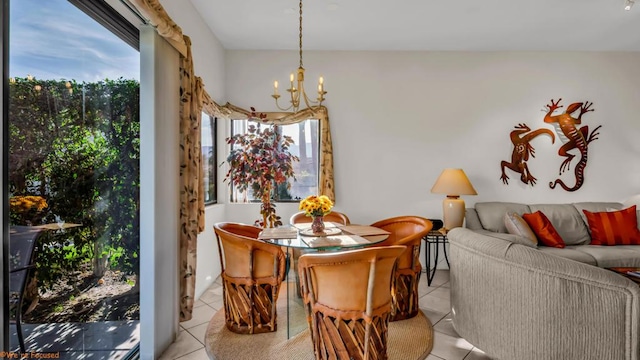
[202, 113, 217, 204]
[230, 119, 319, 202]
[7, 0, 140, 354]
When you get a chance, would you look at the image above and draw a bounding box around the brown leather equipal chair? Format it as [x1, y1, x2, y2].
[298, 245, 406, 360]
[289, 210, 351, 226]
[370, 216, 433, 321]
[214, 222, 286, 334]
[290, 210, 351, 296]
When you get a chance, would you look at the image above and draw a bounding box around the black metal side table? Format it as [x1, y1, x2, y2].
[423, 229, 449, 286]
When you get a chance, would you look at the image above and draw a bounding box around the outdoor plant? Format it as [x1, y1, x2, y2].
[9, 195, 48, 225]
[9, 77, 140, 292]
[224, 108, 299, 228]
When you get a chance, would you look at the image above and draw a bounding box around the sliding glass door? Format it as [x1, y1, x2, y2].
[3, 0, 140, 357]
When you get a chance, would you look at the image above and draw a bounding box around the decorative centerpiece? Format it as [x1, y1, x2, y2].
[299, 195, 334, 234]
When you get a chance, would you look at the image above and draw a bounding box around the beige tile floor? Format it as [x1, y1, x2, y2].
[159, 270, 492, 360]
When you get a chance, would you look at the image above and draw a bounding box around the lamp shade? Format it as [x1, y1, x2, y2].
[431, 168, 477, 196]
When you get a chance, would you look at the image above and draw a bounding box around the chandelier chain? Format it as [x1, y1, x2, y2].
[299, 0, 303, 68]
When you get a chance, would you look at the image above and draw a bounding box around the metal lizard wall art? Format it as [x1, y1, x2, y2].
[500, 123, 555, 186]
[543, 98, 602, 192]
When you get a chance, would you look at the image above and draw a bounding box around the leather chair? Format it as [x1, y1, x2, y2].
[214, 222, 286, 334]
[289, 210, 351, 226]
[298, 245, 406, 360]
[289, 210, 351, 296]
[370, 216, 433, 321]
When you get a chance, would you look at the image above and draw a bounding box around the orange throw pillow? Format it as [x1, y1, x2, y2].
[522, 211, 566, 248]
[582, 205, 640, 246]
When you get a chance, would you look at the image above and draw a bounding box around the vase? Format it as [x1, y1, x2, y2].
[311, 215, 325, 234]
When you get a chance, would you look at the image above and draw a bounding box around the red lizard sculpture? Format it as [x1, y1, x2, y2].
[544, 98, 602, 191]
[500, 123, 555, 186]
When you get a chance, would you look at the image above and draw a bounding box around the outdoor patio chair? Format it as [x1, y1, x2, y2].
[10, 226, 43, 352]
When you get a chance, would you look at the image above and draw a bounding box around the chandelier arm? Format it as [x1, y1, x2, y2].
[273, 96, 294, 112]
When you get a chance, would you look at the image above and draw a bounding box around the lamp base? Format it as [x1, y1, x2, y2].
[442, 196, 466, 230]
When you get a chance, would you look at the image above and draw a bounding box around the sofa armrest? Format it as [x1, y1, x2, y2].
[448, 228, 640, 360]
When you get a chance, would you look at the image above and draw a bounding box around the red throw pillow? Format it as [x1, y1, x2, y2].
[522, 211, 566, 248]
[582, 205, 640, 246]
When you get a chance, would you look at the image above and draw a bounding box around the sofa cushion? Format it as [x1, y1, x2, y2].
[465, 208, 484, 230]
[503, 212, 537, 246]
[537, 246, 597, 266]
[573, 245, 640, 268]
[529, 204, 591, 245]
[523, 211, 566, 248]
[582, 206, 640, 246]
[475, 202, 530, 233]
[474, 229, 537, 248]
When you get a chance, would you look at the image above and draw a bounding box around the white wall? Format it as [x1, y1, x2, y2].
[225, 51, 640, 221]
[160, 0, 227, 299]
[225, 50, 640, 267]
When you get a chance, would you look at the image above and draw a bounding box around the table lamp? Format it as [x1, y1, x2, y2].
[430, 168, 477, 230]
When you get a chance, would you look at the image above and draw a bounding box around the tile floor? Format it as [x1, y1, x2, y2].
[160, 270, 492, 360]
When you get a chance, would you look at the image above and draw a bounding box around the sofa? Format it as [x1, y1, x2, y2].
[448, 201, 640, 360]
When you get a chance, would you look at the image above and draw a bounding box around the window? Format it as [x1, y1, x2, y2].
[6, 0, 140, 354]
[230, 119, 320, 202]
[202, 113, 217, 204]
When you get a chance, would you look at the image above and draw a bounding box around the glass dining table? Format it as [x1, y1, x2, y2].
[258, 223, 390, 339]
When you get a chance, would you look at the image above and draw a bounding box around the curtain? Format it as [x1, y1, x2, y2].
[178, 36, 205, 321]
[128, 0, 187, 56]
[215, 103, 336, 202]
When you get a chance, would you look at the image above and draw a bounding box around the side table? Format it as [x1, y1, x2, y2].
[423, 229, 449, 286]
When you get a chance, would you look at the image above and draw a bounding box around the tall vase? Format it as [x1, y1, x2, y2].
[311, 215, 325, 234]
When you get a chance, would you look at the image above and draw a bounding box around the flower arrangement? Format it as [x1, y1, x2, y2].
[9, 195, 48, 225]
[299, 195, 334, 217]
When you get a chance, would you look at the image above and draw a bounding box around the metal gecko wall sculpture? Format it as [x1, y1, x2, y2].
[500, 123, 555, 186]
[500, 98, 602, 191]
[543, 98, 602, 192]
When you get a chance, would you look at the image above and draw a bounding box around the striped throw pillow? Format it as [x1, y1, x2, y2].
[582, 205, 640, 246]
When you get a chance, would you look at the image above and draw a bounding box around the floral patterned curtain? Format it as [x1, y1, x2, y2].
[178, 36, 205, 321]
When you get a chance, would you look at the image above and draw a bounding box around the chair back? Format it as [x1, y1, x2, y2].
[298, 245, 405, 318]
[290, 210, 351, 225]
[298, 245, 406, 359]
[370, 216, 433, 270]
[214, 222, 285, 283]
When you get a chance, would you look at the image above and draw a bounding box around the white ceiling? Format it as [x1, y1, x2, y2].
[188, 0, 640, 51]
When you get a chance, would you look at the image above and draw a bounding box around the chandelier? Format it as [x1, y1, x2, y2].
[271, 0, 326, 113]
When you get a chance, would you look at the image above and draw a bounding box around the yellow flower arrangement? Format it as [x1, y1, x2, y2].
[10, 195, 48, 213]
[9, 195, 49, 225]
[299, 195, 334, 217]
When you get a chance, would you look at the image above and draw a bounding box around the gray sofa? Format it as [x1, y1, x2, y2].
[448, 202, 640, 360]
